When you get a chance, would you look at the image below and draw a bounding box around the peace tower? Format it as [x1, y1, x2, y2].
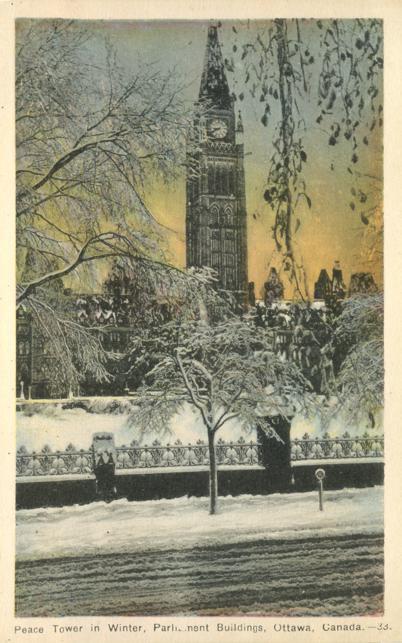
[185, 26, 248, 305]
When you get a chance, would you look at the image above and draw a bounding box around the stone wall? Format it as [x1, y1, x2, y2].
[16, 462, 383, 509]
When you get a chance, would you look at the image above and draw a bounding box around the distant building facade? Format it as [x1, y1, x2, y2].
[314, 269, 332, 300]
[314, 263, 378, 301]
[17, 306, 62, 399]
[349, 272, 378, 296]
[314, 262, 348, 301]
[16, 308, 32, 398]
[331, 261, 346, 299]
[16, 262, 186, 398]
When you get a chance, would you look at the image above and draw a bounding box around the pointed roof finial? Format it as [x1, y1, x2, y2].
[199, 25, 232, 110]
[236, 110, 244, 133]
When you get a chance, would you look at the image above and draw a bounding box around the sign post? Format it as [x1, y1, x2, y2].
[315, 468, 326, 511]
[92, 432, 117, 502]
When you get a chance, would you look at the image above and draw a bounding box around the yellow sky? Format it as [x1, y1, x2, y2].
[21, 19, 383, 299]
[101, 19, 383, 298]
[146, 134, 383, 298]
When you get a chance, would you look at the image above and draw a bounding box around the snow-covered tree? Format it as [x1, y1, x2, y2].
[333, 292, 383, 427]
[131, 319, 314, 514]
[16, 20, 190, 300]
[22, 263, 234, 398]
[16, 19, 192, 391]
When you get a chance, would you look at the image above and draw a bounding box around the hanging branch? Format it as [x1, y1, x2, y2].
[229, 18, 382, 300]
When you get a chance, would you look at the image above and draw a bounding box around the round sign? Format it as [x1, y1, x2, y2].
[315, 468, 326, 481]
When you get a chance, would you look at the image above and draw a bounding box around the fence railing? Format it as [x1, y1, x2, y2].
[16, 444, 93, 477]
[16, 432, 384, 477]
[16, 437, 262, 477]
[291, 432, 384, 461]
[115, 437, 262, 469]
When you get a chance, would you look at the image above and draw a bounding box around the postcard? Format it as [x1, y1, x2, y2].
[1, 1, 401, 641]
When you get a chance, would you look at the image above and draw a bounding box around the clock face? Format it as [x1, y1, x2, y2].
[209, 119, 228, 139]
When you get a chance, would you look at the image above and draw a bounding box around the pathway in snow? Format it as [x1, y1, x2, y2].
[16, 486, 383, 562]
[16, 533, 383, 617]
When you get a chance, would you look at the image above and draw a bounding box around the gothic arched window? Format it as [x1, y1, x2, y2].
[224, 166, 230, 194]
[224, 205, 234, 226]
[18, 341, 27, 356]
[211, 228, 220, 253]
[224, 229, 235, 253]
[215, 165, 224, 195]
[209, 204, 219, 226]
[228, 167, 235, 195]
[225, 268, 236, 288]
[208, 164, 215, 193]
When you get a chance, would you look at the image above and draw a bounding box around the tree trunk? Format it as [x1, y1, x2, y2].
[208, 429, 218, 515]
[257, 416, 292, 492]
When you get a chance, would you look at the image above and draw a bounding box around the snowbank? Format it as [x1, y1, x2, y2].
[16, 402, 250, 451]
[291, 408, 383, 439]
[16, 486, 383, 562]
[16, 399, 382, 452]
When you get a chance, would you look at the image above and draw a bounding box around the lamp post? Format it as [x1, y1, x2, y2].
[315, 468, 326, 511]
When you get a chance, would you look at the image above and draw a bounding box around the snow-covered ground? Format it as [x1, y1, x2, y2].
[16, 402, 246, 451]
[16, 486, 383, 562]
[16, 399, 381, 451]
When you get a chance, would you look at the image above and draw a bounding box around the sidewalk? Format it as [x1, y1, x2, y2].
[16, 486, 383, 561]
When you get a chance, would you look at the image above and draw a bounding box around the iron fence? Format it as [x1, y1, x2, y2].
[291, 432, 384, 461]
[16, 444, 93, 477]
[115, 437, 262, 469]
[16, 432, 384, 477]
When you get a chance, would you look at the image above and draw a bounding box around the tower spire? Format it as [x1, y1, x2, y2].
[236, 110, 244, 134]
[199, 25, 232, 110]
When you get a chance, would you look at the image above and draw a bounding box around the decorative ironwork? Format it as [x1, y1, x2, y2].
[16, 443, 93, 477]
[290, 432, 384, 461]
[16, 432, 383, 477]
[115, 437, 261, 470]
[16, 437, 262, 476]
